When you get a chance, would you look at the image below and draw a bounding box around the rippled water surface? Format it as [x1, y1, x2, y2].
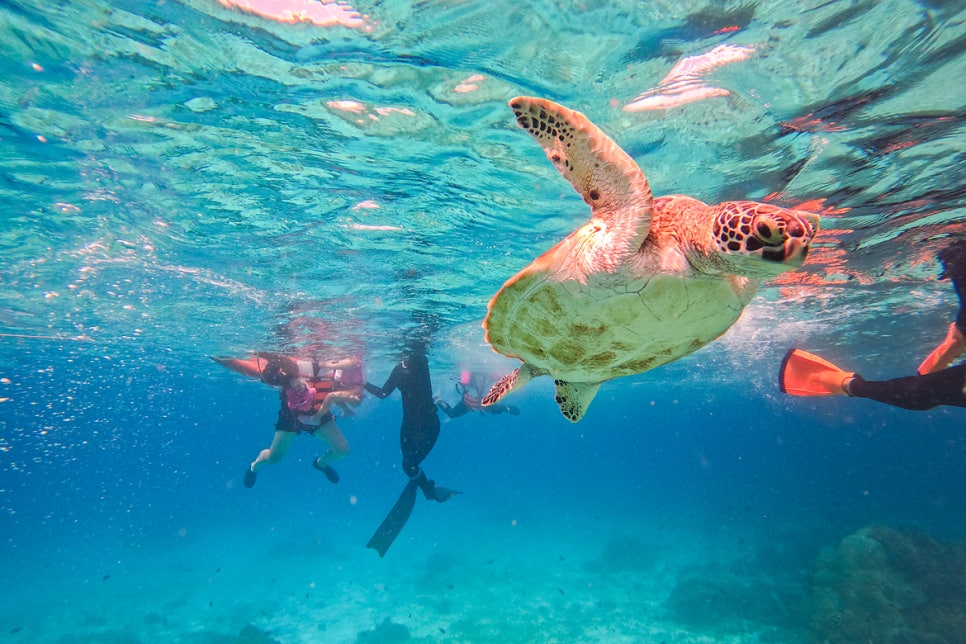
[2, 1, 965, 642]
[2, 0, 963, 356]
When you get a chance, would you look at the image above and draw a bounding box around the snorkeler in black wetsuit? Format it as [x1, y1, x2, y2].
[364, 350, 459, 556]
[781, 238, 966, 410]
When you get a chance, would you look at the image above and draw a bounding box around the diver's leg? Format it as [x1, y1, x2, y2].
[244, 430, 295, 488]
[486, 404, 519, 415]
[336, 388, 363, 417]
[311, 419, 348, 483]
[848, 365, 966, 410]
[400, 419, 440, 478]
[439, 400, 470, 418]
[918, 322, 966, 375]
[953, 275, 966, 332]
[313, 420, 349, 465]
[436, 400, 457, 418]
[919, 246, 966, 374]
[400, 419, 459, 502]
[252, 431, 296, 471]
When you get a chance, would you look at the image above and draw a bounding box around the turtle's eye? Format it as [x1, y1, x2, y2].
[787, 220, 805, 237]
[754, 216, 786, 245]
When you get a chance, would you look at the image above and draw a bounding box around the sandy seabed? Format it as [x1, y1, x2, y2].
[2, 507, 806, 643]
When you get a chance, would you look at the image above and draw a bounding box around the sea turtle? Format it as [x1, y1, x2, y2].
[481, 97, 820, 422]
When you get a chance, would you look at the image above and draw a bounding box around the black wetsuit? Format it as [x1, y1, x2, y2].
[364, 353, 459, 556]
[849, 366, 966, 410]
[939, 240, 966, 333]
[437, 398, 478, 419]
[438, 395, 516, 419]
[849, 240, 966, 410]
[364, 354, 440, 479]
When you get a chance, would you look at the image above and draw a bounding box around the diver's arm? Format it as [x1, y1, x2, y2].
[322, 356, 362, 370]
[364, 382, 389, 398]
[364, 365, 401, 399]
[436, 399, 459, 418]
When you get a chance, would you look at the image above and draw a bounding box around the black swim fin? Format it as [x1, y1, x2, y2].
[366, 479, 418, 558]
[431, 486, 461, 503]
[413, 470, 461, 503]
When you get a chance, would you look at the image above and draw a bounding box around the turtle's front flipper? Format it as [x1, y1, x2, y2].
[553, 381, 601, 422]
[508, 97, 653, 269]
[482, 363, 542, 406]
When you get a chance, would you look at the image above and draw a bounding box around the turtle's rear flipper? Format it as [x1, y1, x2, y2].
[482, 364, 543, 406]
[554, 381, 601, 422]
[482, 369, 519, 405]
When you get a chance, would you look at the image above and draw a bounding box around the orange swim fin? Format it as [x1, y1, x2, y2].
[917, 323, 966, 375]
[213, 353, 299, 386]
[211, 355, 268, 379]
[779, 349, 854, 397]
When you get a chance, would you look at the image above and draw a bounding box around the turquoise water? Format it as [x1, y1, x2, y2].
[2, 0, 965, 641]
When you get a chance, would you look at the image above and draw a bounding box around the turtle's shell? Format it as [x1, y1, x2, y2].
[485, 195, 758, 383]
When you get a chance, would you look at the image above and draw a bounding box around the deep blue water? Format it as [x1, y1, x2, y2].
[2, 0, 966, 641]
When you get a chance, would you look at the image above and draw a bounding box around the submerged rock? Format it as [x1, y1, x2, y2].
[236, 624, 280, 644]
[356, 617, 411, 643]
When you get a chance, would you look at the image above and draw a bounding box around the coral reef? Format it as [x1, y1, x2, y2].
[810, 525, 966, 643]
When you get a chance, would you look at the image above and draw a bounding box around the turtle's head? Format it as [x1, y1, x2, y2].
[710, 202, 820, 277]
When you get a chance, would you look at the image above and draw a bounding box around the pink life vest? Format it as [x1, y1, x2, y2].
[286, 385, 318, 412]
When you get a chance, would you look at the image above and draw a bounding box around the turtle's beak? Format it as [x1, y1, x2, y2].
[774, 212, 819, 266]
[772, 236, 810, 266]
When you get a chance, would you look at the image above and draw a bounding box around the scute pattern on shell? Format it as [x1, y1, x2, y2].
[487, 264, 756, 383]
